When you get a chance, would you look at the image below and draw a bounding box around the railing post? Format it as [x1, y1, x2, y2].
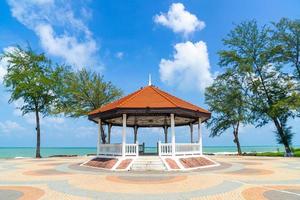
[136, 140, 139, 157]
[158, 141, 161, 156]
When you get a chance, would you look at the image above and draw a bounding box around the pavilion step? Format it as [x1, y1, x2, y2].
[131, 156, 166, 171]
[133, 159, 163, 164]
[131, 162, 165, 166]
[131, 165, 166, 170]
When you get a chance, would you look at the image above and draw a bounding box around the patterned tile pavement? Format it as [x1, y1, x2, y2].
[0, 155, 299, 200]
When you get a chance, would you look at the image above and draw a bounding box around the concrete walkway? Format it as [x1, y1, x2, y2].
[0, 155, 299, 199]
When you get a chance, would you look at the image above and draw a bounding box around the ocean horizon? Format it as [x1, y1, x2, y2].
[0, 145, 299, 159]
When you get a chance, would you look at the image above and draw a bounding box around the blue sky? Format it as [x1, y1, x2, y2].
[0, 0, 300, 148]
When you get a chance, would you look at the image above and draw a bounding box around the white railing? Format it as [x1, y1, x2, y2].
[158, 142, 202, 156]
[125, 143, 138, 156]
[158, 142, 173, 156]
[175, 143, 201, 155]
[98, 143, 139, 156]
[98, 144, 122, 156]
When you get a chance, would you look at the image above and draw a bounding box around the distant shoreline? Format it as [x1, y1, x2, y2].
[0, 145, 299, 159]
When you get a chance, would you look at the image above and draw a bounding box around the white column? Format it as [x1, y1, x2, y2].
[190, 123, 193, 143]
[97, 118, 101, 156]
[122, 114, 127, 157]
[171, 114, 175, 157]
[198, 118, 202, 155]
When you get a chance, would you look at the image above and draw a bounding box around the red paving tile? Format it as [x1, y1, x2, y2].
[180, 157, 214, 168]
[116, 159, 132, 169]
[84, 157, 117, 169]
[165, 158, 180, 169]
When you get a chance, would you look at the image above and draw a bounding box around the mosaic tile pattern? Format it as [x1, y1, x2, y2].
[180, 156, 215, 168]
[116, 159, 132, 169]
[165, 158, 180, 169]
[0, 155, 299, 199]
[0, 186, 44, 200]
[83, 157, 117, 169]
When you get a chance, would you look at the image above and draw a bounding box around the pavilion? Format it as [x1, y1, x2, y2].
[87, 82, 216, 170]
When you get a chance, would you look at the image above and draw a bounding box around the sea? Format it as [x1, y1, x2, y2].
[0, 145, 299, 159]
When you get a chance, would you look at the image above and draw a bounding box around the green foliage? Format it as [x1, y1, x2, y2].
[2, 46, 58, 116]
[54, 68, 122, 117]
[1, 45, 122, 155]
[255, 148, 300, 157]
[272, 18, 300, 79]
[1, 46, 60, 158]
[292, 148, 300, 157]
[256, 152, 284, 157]
[205, 69, 251, 154]
[205, 69, 251, 137]
[271, 18, 300, 116]
[218, 20, 300, 154]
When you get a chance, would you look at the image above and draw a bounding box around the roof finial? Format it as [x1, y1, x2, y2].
[148, 74, 152, 86]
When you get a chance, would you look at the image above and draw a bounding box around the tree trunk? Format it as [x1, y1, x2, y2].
[234, 134, 242, 155]
[233, 122, 242, 155]
[35, 108, 41, 158]
[273, 118, 292, 156]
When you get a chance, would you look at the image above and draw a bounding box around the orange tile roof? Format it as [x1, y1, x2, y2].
[88, 85, 210, 115]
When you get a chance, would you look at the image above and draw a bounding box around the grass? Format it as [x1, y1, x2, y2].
[256, 152, 284, 157]
[255, 148, 300, 157]
[293, 148, 300, 157]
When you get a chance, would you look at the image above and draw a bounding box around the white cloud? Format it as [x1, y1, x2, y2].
[0, 46, 17, 82]
[12, 99, 65, 125]
[0, 62, 6, 83]
[154, 3, 205, 36]
[35, 24, 97, 68]
[0, 120, 24, 133]
[159, 41, 213, 92]
[7, 0, 99, 69]
[115, 52, 124, 59]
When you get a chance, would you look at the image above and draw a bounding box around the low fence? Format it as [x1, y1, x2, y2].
[175, 143, 201, 155]
[158, 142, 202, 156]
[98, 144, 122, 156]
[158, 142, 172, 156]
[125, 143, 139, 156]
[98, 143, 138, 156]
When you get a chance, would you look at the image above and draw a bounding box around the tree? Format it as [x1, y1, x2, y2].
[2, 46, 60, 158]
[271, 18, 300, 115]
[205, 70, 251, 155]
[219, 21, 299, 156]
[272, 18, 300, 80]
[54, 68, 122, 143]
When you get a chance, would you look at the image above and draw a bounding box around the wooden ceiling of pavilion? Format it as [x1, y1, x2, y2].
[88, 85, 211, 127]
